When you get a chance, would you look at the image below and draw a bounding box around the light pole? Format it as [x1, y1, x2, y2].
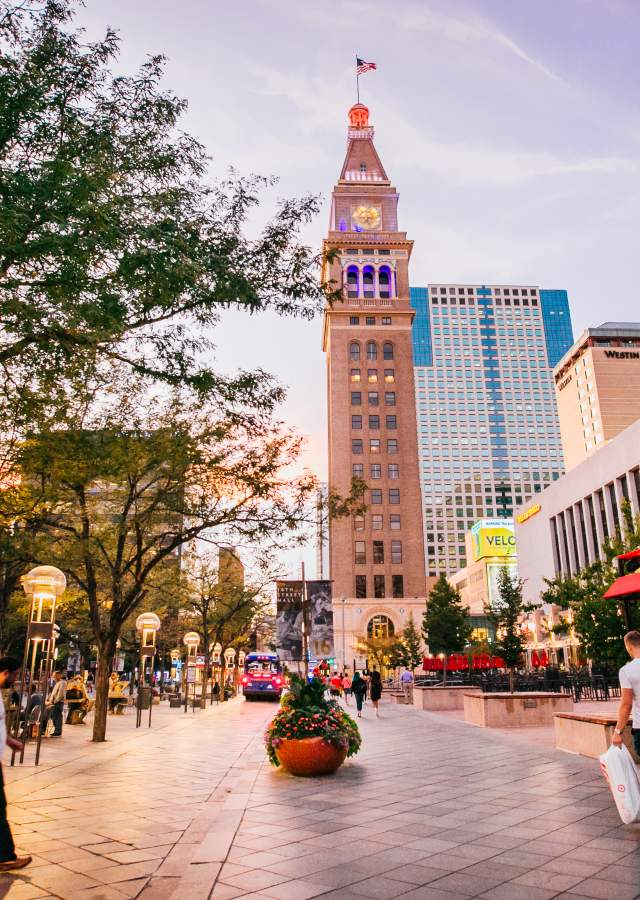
[224, 647, 236, 699]
[183, 631, 199, 711]
[211, 642, 222, 703]
[341, 597, 346, 672]
[16, 566, 67, 766]
[135, 612, 160, 728]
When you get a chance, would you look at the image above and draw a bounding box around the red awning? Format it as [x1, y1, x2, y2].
[617, 548, 640, 561]
[604, 573, 640, 600]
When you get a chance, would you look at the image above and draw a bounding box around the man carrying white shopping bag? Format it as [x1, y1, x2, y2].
[612, 630, 640, 756]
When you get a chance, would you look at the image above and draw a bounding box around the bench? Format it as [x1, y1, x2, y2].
[464, 691, 573, 727]
[554, 712, 639, 762]
[388, 692, 409, 705]
[414, 685, 482, 711]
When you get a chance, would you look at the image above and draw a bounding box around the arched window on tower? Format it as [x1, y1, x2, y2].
[383, 342, 394, 361]
[346, 265, 359, 298]
[378, 265, 392, 299]
[366, 341, 377, 361]
[363, 265, 375, 299]
[367, 615, 395, 640]
[350, 342, 361, 362]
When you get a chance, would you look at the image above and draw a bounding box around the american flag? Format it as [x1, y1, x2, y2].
[356, 58, 377, 75]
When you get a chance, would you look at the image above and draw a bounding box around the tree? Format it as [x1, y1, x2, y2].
[400, 613, 423, 671]
[0, 0, 335, 409]
[541, 503, 640, 670]
[422, 575, 471, 684]
[485, 568, 529, 693]
[16, 379, 342, 742]
[357, 635, 401, 673]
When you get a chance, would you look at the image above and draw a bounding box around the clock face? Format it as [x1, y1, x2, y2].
[351, 205, 382, 231]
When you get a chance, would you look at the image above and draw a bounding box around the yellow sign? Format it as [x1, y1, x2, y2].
[471, 519, 516, 561]
[516, 503, 541, 525]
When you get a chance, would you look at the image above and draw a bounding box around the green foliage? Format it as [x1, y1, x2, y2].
[400, 613, 423, 670]
[265, 675, 361, 766]
[422, 575, 472, 656]
[485, 568, 529, 673]
[541, 501, 640, 669]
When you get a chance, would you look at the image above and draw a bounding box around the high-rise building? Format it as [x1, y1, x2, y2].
[411, 284, 573, 578]
[315, 483, 329, 579]
[553, 322, 640, 471]
[322, 104, 426, 668]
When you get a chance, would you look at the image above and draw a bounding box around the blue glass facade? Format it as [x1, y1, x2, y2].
[410, 287, 433, 366]
[411, 284, 573, 577]
[540, 289, 573, 367]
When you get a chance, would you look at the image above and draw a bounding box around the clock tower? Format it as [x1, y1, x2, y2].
[322, 104, 426, 668]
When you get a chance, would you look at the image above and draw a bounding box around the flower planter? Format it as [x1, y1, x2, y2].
[276, 736, 348, 776]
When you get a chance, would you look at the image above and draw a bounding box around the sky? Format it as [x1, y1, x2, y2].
[76, 0, 640, 576]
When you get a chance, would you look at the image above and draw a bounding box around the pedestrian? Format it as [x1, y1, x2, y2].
[329, 672, 342, 698]
[370, 667, 382, 718]
[400, 667, 414, 704]
[24, 685, 42, 721]
[351, 671, 366, 718]
[341, 672, 352, 705]
[43, 670, 67, 737]
[613, 630, 640, 755]
[0, 657, 32, 871]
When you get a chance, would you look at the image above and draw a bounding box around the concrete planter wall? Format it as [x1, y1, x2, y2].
[464, 691, 573, 728]
[554, 713, 640, 762]
[413, 685, 482, 711]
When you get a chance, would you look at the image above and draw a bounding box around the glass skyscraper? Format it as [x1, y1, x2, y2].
[411, 284, 573, 578]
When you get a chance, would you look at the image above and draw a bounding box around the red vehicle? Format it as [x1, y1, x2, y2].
[241, 652, 284, 701]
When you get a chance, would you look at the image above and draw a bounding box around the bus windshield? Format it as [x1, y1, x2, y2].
[246, 660, 279, 674]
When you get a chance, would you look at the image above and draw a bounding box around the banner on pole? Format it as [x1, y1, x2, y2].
[307, 580, 334, 659]
[276, 581, 304, 661]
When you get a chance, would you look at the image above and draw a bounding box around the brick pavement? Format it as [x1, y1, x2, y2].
[1, 697, 639, 899]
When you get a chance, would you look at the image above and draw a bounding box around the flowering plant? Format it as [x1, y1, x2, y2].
[264, 675, 361, 767]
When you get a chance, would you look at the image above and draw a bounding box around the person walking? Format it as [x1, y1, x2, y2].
[329, 672, 342, 698]
[0, 657, 32, 871]
[341, 672, 352, 705]
[351, 671, 366, 718]
[370, 667, 383, 718]
[400, 667, 414, 704]
[613, 630, 640, 755]
[44, 671, 67, 737]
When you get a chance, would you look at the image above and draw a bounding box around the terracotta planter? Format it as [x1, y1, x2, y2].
[276, 736, 347, 776]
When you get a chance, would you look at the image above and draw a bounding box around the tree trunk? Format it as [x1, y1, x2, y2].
[442, 654, 448, 686]
[508, 667, 515, 695]
[92, 640, 115, 742]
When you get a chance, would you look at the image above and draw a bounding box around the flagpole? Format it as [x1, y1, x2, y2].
[355, 54, 359, 104]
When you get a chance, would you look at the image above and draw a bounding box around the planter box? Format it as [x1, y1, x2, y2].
[554, 713, 639, 762]
[413, 685, 482, 711]
[276, 737, 347, 776]
[464, 691, 573, 728]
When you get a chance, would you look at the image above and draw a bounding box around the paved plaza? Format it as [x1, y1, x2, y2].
[1, 697, 639, 900]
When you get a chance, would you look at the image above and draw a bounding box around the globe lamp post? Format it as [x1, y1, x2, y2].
[135, 612, 160, 728]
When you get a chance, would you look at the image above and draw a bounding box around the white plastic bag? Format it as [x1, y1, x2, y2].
[599, 743, 640, 824]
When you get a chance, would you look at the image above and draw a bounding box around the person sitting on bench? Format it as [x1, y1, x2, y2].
[65, 676, 91, 724]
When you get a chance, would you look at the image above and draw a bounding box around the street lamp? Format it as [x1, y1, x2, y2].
[16, 566, 67, 766]
[135, 612, 160, 728]
[183, 632, 200, 711]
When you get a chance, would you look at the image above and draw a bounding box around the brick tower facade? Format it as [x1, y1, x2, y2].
[322, 104, 426, 669]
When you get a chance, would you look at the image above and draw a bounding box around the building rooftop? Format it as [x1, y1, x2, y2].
[553, 321, 640, 374]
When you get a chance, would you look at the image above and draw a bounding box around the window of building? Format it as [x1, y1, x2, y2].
[386, 415, 397, 429]
[372, 514, 383, 530]
[349, 316, 359, 325]
[389, 489, 400, 504]
[363, 266, 375, 298]
[371, 489, 383, 504]
[390, 514, 401, 530]
[351, 368, 361, 382]
[383, 342, 394, 360]
[351, 414, 362, 430]
[370, 463, 381, 479]
[373, 540, 384, 564]
[350, 342, 360, 361]
[370, 439, 381, 453]
[381, 317, 392, 325]
[388, 464, 399, 479]
[373, 576, 386, 600]
[354, 515, 365, 531]
[391, 540, 402, 564]
[366, 341, 377, 361]
[351, 391, 362, 405]
[354, 541, 366, 565]
[384, 369, 395, 382]
[368, 391, 379, 406]
[352, 463, 363, 477]
[368, 415, 380, 429]
[387, 439, 398, 453]
[385, 391, 396, 406]
[352, 439, 363, 454]
[368, 369, 378, 383]
[365, 317, 375, 326]
[355, 575, 367, 598]
[379, 266, 392, 299]
[346, 265, 359, 297]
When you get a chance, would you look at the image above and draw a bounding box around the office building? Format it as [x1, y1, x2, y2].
[514, 417, 640, 604]
[322, 103, 426, 668]
[411, 284, 573, 578]
[553, 322, 640, 471]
